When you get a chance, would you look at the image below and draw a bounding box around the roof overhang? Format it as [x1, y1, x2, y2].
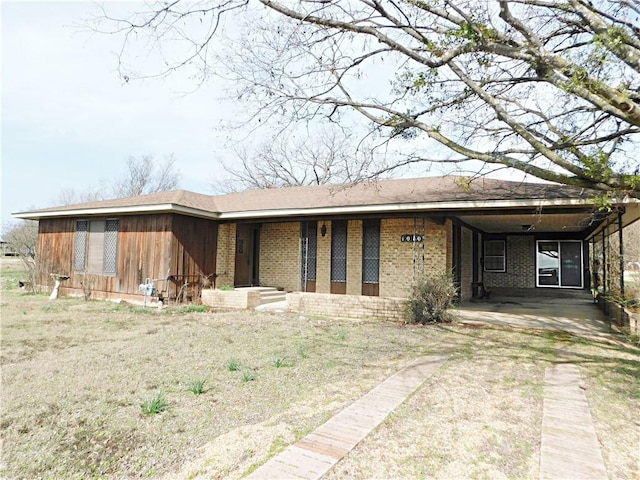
[12, 204, 222, 221]
[217, 197, 599, 220]
[13, 196, 639, 237]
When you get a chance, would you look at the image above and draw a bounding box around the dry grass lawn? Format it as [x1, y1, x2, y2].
[1, 259, 638, 479]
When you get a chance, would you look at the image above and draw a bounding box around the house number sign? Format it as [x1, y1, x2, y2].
[401, 234, 424, 243]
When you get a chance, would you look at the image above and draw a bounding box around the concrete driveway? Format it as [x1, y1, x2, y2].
[457, 293, 614, 337]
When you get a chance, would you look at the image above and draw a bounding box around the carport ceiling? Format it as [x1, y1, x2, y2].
[457, 212, 600, 234]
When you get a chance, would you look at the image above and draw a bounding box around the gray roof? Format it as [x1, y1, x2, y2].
[14, 176, 595, 220]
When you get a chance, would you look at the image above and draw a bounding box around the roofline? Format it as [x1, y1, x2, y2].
[12, 204, 222, 221]
[13, 197, 609, 221]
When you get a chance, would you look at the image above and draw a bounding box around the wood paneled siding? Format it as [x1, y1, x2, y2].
[36, 214, 217, 299]
[170, 215, 218, 280]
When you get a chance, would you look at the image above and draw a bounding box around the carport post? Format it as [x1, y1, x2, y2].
[618, 209, 625, 299]
[602, 229, 607, 299]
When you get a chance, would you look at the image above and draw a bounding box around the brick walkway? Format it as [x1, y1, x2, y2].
[539, 363, 608, 479]
[245, 354, 446, 480]
[245, 354, 610, 480]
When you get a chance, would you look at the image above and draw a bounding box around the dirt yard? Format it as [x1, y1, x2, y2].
[1, 259, 638, 479]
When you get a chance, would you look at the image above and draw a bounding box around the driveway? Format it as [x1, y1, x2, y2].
[456, 293, 613, 337]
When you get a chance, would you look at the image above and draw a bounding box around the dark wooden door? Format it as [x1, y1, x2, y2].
[234, 225, 252, 286]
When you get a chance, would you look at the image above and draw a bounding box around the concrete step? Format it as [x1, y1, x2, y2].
[259, 290, 287, 304]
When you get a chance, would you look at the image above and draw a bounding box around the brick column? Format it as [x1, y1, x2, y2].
[346, 220, 363, 295]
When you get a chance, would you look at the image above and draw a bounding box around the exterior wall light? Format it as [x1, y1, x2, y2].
[321, 224, 327, 237]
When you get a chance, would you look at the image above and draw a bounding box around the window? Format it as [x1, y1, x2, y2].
[362, 220, 380, 284]
[74, 220, 88, 271]
[484, 240, 505, 272]
[301, 221, 317, 283]
[331, 221, 347, 283]
[74, 219, 119, 275]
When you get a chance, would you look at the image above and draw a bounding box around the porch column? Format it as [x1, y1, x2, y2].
[602, 228, 607, 297]
[618, 209, 625, 299]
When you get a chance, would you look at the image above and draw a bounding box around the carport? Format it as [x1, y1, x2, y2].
[457, 291, 613, 337]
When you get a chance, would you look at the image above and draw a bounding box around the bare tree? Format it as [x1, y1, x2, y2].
[2, 220, 38, 290]
[53, 187, 106, 206]
[212, 128, 393, 192]
[95, 1, 639, 198]
[52, 154, 182, 205]
[110, 154, 181, 198]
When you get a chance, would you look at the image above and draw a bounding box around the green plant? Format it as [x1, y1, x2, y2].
[218, 285, 234, 291]
[405, 273, 457, 324]
[141, 391, 169, 415]
[297, 345, 308, 359]
[241, 369, 256, 382]
[273, 356, 291, 368]
[225, 357, 241, 371]
[178, 305, 209, 313]
[336, 329, 347, 341]
[188, 378, 207, 395]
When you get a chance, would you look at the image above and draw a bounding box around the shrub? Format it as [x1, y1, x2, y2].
[405, 274, 457, 324]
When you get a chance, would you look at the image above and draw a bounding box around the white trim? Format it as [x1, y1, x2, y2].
[11, 196, 616, 221]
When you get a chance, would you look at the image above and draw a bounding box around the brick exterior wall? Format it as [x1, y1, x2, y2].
[287, 292, 405, 321]
[316, 222, 331, 293]
[201, 289, 261, 310]
[215, 223, 236, 288]
[217, 217, 451, 298]
[259, 222, 300, 291]
[346, 220, 363, 295]
[483, 235, 536, 289]
[379, 218, 450, 298]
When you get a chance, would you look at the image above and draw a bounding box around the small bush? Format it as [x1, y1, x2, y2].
[218, 285, 234, 291]
[405, 274, 457, 324]
[241, 369, 256, 382]
[141, 391, 169, 415]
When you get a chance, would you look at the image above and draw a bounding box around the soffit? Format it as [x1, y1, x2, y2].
[457, 211, 602, 234]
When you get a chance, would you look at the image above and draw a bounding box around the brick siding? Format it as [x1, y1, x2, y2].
[259, 222, 300, 291]
[379, 218, 449, 297]
[346, 220, 363, 295]
[219, 217, 452, 298]
[483, 235, 536, 289]
[287, 292, 405, 321]
[215, 223, 236, 288]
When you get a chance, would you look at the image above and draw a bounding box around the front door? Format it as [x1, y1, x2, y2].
[234, 224, 259, 286]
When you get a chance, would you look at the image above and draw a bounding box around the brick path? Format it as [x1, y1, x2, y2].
[245, 354, 446, 480]
[246, 354, 610, 480]
[539, 363, 608, 479]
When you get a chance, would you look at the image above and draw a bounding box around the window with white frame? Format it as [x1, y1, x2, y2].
[74, 219, 119, 275]
[484, 240, 506, 272]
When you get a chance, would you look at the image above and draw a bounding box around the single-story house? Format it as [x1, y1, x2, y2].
[13, 176, 640, 317]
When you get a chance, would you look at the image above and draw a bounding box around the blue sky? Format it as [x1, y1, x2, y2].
[2, 1, 241, 225]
